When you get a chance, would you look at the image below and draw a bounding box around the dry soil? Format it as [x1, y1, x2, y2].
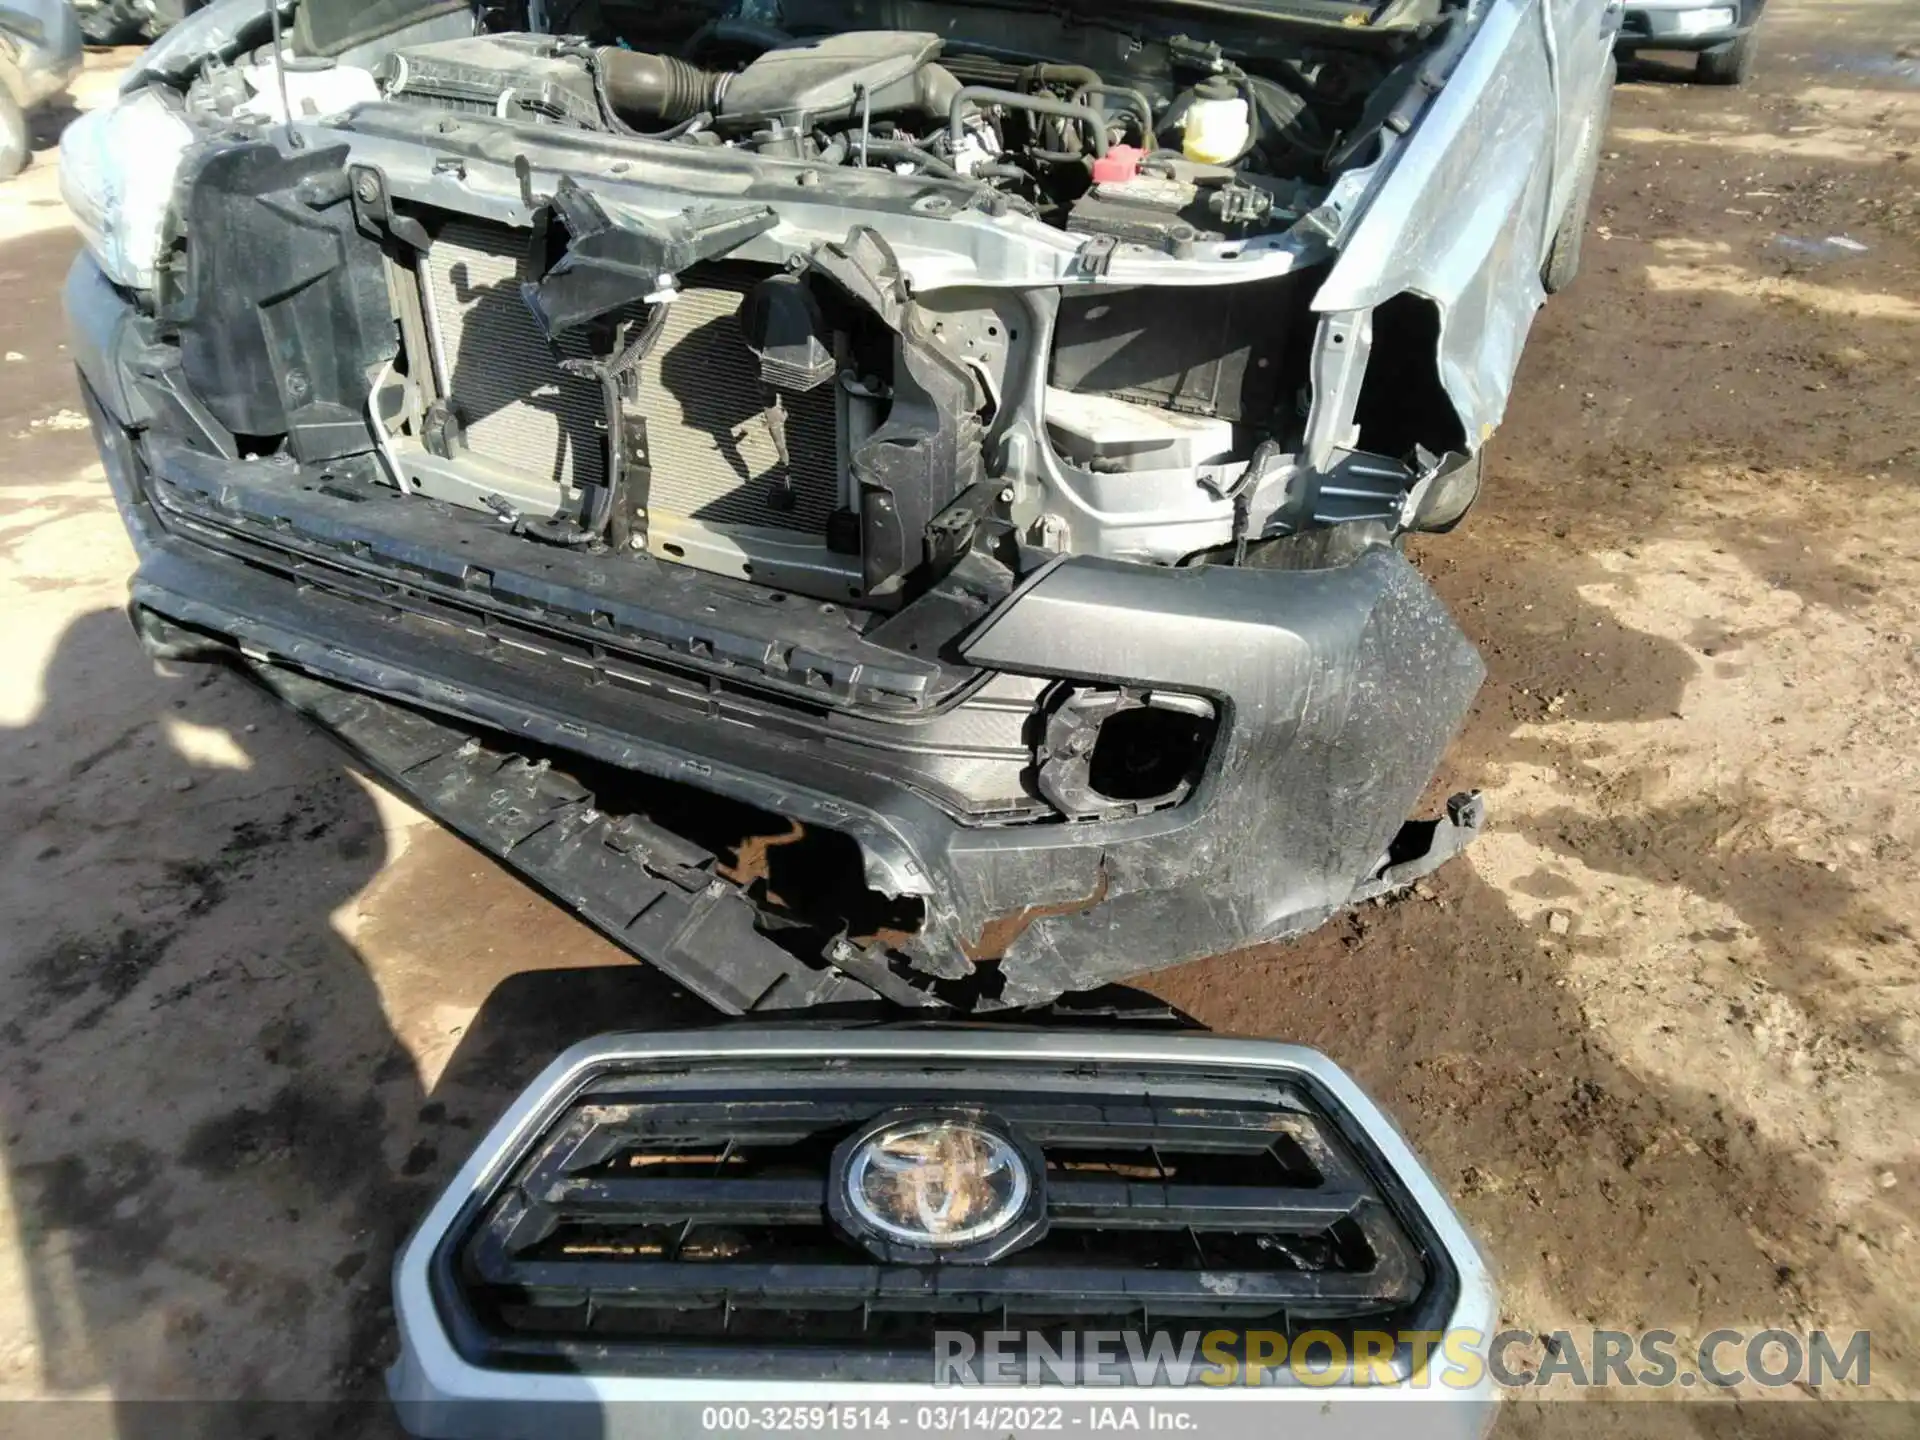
[0, 5, 1916, 1431]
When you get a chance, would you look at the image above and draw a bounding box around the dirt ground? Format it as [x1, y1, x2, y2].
[1, 2, 1917, 1429]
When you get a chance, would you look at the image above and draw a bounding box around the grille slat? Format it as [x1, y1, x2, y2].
[420, 220, 840, 535]
[533, 1176, 1369, 1234]
[541, 1175, 825, 1225]
[569, 1097, 1341, 1154]
[475, 1253, 1421, 1313]
[1046, 1180, 1367, 1230]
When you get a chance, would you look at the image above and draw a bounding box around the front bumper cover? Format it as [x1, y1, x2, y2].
[71, 251, 1485, 1012]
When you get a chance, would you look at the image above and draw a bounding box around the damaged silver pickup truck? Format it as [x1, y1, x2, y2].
[62, 0, 1617, 1011]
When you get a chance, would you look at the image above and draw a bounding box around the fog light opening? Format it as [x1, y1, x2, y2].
[1035, 686, 1216, 819]
[1087, 705, 1211, 803]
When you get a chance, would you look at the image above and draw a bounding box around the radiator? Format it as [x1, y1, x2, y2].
[419, 218, 840, 535]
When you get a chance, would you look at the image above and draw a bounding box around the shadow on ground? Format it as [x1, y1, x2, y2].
[0, 610, 714, 1435]
[25, 98, 87, 157]
[1147, 495, 1917, 1396]
[1617, 52, 1715, 88]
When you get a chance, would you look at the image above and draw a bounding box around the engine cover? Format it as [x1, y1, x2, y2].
[718, 31, 942, 126]
[378, 35, 602, 129]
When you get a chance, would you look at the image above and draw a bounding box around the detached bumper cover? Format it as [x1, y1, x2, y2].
[953, 552, 1485, 1001]
[72, 252, 1485, 1010]
[387, 1029, 1498, 1437]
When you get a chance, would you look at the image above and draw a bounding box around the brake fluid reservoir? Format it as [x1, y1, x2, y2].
[1182, 77, 1250, 165]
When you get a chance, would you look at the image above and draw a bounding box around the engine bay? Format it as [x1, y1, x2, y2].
[154, 0, 1467, 610]
[191, 0, 1438, 252]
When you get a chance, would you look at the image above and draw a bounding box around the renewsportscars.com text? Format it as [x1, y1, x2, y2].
[934, 1327, 1871, 1390]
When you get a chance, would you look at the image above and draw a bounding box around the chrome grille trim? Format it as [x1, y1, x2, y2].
[392, 1032, 1495, 1400]
[448, 1053, 1430, 1355]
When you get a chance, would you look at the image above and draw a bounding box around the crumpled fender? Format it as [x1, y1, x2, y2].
[1313, 0, 1559, 445]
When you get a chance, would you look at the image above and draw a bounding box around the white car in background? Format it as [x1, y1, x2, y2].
[1616, 0, 1768, 84]
[0, 0, 81, 177]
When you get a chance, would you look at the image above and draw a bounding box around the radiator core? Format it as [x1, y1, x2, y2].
[419, 218, 840, 536]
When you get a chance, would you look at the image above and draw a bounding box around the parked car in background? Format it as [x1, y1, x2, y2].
[1617, 0, 1767, 84]
[0, 0, 80, 178]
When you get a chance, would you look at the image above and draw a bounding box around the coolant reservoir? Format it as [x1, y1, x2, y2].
[1182, 77, 1250, 165]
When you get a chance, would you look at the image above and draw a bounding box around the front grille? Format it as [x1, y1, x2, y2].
[419, 219, 839, 534]
[448, 1056, 1429, 1369]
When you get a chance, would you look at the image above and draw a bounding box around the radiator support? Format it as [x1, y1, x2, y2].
[404, 216, 861, 597]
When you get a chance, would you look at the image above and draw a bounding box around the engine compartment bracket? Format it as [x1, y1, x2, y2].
[1349, 791, 1487, 903]
[519, 178, 778, 339]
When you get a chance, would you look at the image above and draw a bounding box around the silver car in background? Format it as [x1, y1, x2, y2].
[1617, 0, 1768, 84]
[0, 0, 81, 178]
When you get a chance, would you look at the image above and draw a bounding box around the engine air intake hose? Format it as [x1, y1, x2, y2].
[596, 49, 729, 124]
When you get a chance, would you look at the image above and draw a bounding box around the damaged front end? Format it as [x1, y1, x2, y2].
[65, 0, 1499, 1012]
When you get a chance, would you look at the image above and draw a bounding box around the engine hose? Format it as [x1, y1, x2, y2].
[596, 47, 729, 126]
[858, 139, 961, 179]
[586, 56, 711, 140]
[648, 109, 713, 141]
[1071, 82, 1158, 143]
[570, 42, 642, 137]
[1156, 88, 1194, 143]
[949, 85, 1108, 158]
[1010, 112, 1087, 166]
[1225, 71, 1263, 166]
[1019, 62, 1101, 92]
[1028, 122, 1094, 166]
